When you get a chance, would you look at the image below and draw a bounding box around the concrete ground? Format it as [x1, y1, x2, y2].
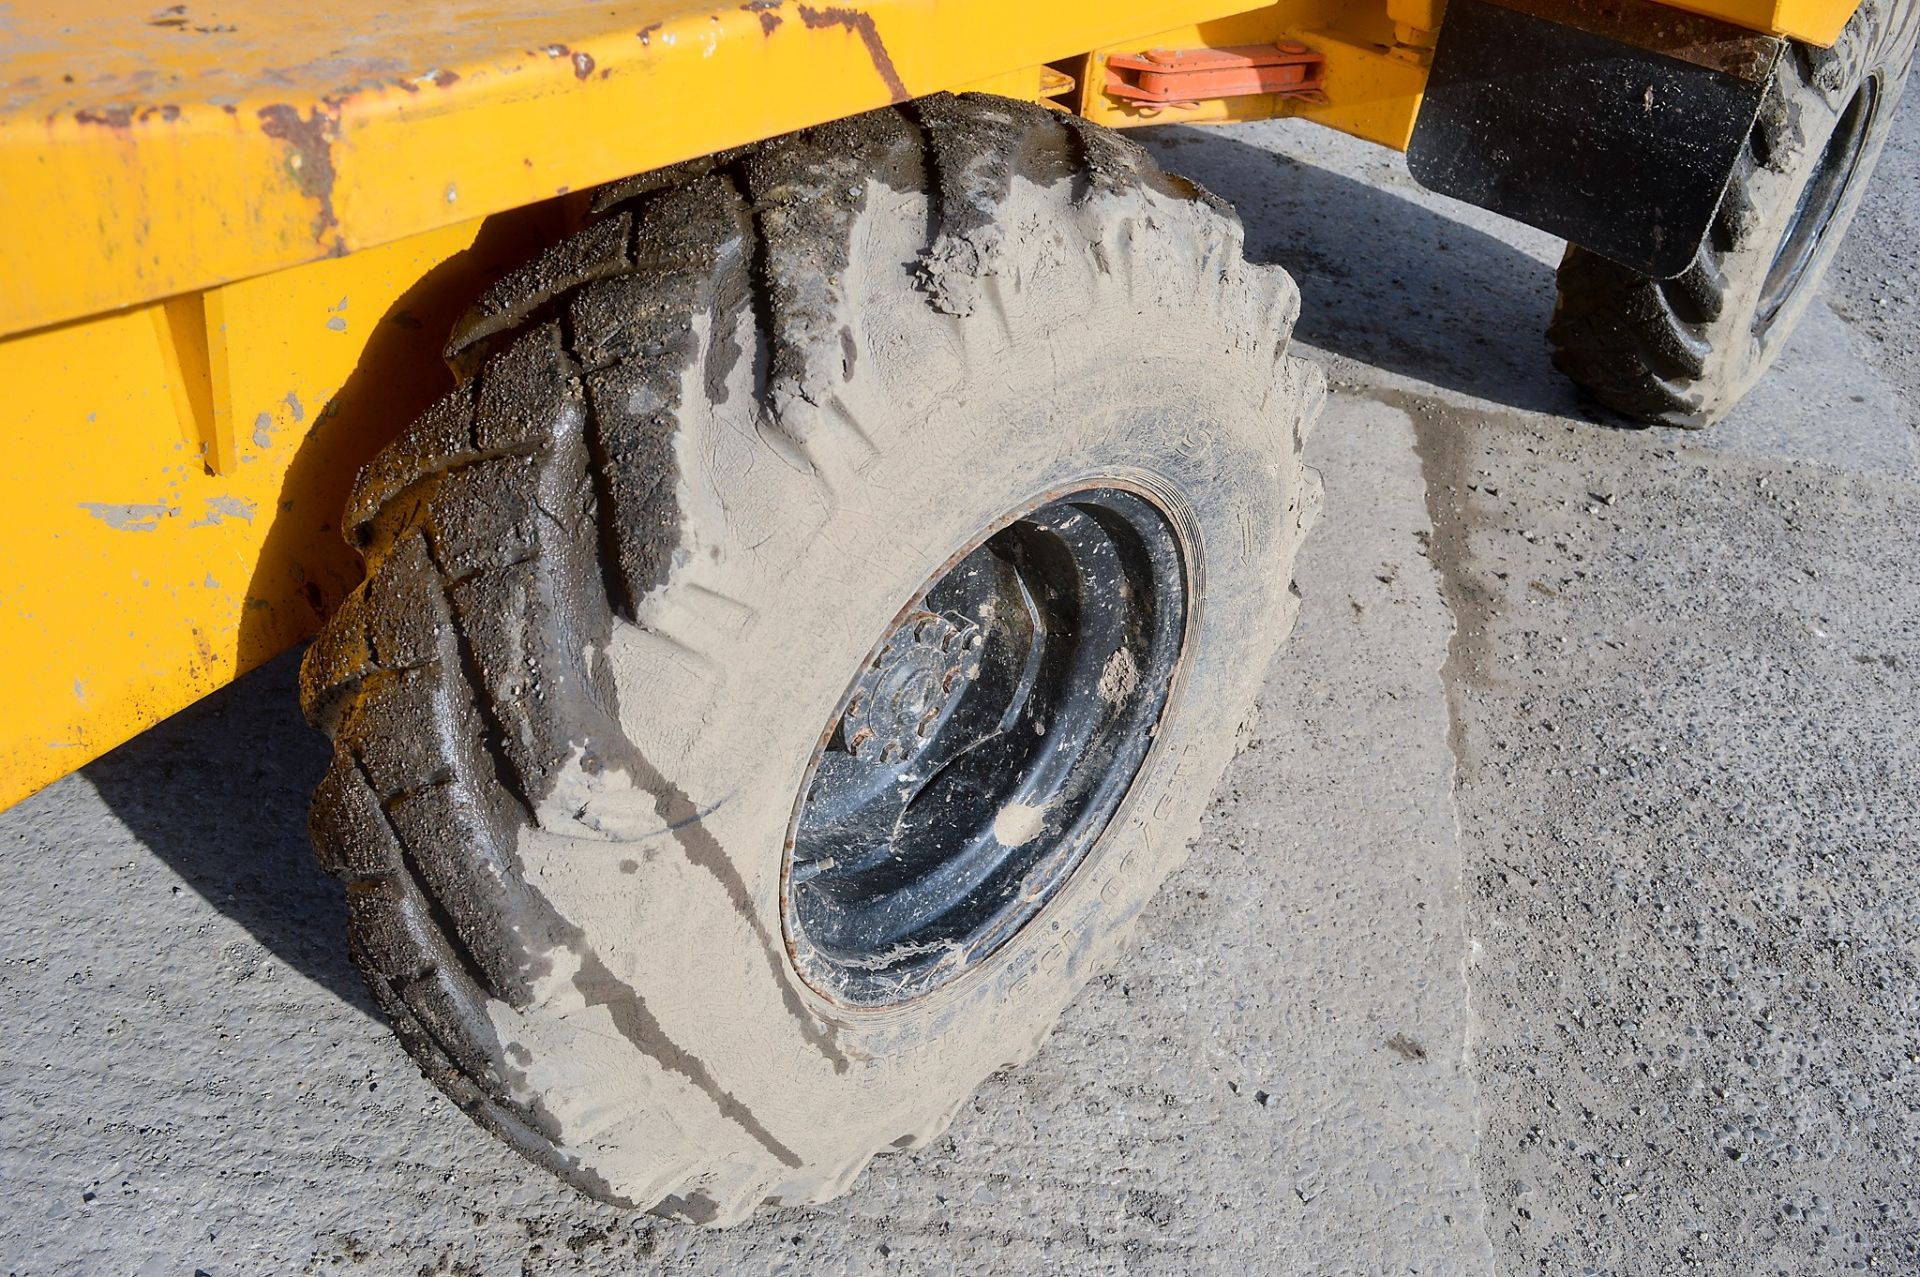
[3, 96, 1916, 1277]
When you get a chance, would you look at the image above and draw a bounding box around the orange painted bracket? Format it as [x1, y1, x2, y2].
[1105, 43, 1327, 105]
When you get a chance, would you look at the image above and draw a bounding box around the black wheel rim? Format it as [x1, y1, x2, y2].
[782, 486, 1188, 1008]
[1756, 76, 1880, 334]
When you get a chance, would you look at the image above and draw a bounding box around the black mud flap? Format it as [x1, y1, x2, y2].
[1407, 0, 1784, 277]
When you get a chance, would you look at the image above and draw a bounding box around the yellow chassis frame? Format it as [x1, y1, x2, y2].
[0, 0, 1857, 808]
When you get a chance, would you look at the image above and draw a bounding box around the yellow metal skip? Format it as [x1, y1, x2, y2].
[3, 0, 1268, 337]
[0, 0, 1863, 809]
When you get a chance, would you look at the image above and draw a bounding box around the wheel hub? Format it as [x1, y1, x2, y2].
[782, 486, 1188, 1007]
[841, 612, 984, 765]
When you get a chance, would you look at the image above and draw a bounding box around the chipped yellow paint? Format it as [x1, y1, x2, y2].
[0, 0, 1291, 340]
[0, 209, 570, 808]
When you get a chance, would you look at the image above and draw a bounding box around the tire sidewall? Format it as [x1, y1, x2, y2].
[498, 167, 1315, 1189]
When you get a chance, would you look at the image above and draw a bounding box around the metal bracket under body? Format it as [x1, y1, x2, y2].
[1106, 43, 1328, 107]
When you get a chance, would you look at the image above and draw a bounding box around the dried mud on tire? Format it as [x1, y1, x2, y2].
[301, 93, 1323, 1223]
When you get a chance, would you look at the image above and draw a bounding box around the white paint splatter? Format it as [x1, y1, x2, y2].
[1097, 647, 1139, 704]
[993, 801, 1050, 847]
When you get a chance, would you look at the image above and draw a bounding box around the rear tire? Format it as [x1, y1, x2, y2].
[301, 94, 1322, 1223]
[1548, 0, 1919, 427]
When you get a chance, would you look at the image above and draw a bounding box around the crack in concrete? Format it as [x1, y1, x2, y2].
[1383, 384, 1506, 1274]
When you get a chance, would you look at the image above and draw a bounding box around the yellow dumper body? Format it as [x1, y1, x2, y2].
[0, 0, 1857, 808]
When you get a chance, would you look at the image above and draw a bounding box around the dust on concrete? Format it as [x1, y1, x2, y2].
[2, 88, 1918, 1277]
[1420, 394, 1920, 1275]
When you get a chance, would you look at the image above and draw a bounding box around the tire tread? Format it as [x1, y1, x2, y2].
[302, 93, 1278, 1218]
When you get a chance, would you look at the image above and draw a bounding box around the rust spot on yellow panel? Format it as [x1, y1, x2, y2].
[746, 0, 785, 35]
[257, 103, 345, 253]
[795, 5, 912, 100]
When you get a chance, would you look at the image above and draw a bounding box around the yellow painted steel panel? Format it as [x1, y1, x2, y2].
[0, 210, 567, 809]
[0, 0, 1267, 340]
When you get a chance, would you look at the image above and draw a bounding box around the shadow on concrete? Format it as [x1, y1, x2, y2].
[82, 649, 375, 1015]
[1146, 125, 1592, 419]
[84, 198, 581, 1019]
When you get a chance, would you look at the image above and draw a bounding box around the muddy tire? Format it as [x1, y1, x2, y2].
[300, 94, 1321, 1223]
[1548, 0, 1919, 427]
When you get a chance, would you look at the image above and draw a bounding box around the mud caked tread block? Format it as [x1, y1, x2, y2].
[344, 381, 479, 551]
[447, 211, 636, 371]
[360, 535, 453, 670]
[1056, 112, 1135, 187]
[565, 178, 756, 609]
[737, 113, 919, 410]
[302, 93, 1321, 1222]
[385, 780, 538, 1003]
[469, 325, 583, 455]
[586, 146, 754, 218]
[308, 751, 403, 880]
[299, 590, 378, 735]
[334, 666, 463, 797]
[909, 93, 1053, 315]
[1548, 0, 1917, 426]
[444, 564, 599, 803]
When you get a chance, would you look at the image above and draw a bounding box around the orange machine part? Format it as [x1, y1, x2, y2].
[1105, 42, 1328, 104]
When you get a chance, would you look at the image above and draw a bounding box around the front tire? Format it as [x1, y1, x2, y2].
[1548, 0, 1919, 427]
[301, 95, 1322, 1222]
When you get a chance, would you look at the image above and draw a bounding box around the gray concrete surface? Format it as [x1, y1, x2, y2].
[3, 97, 1916, 1276]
